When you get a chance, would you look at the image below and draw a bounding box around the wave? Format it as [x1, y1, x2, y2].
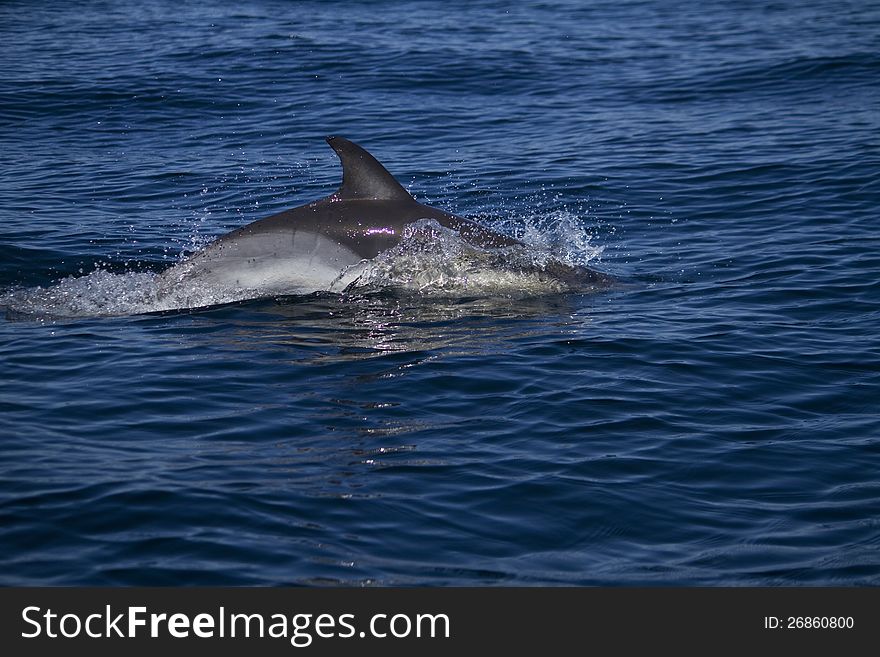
[636, 52, 880, 103]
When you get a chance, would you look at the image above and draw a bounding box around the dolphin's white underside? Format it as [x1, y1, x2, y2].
[161, 230, 365, 295]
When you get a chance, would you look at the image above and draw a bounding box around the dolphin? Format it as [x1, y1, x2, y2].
[159, 137, 611, 296]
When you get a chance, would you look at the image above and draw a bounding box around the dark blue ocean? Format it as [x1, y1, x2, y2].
[1, 0, 878, 585]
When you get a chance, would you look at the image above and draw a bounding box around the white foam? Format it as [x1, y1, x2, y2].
[0, 269, 248, 318]
[335, 219, 568, 297]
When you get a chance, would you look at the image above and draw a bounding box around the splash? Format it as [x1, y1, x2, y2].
[333, 212, 605, 297]
[1, 214, 607, 319]
[0, 269, 242, 319]
[510, 209, 606, 269]
[332, 218, 571, 297]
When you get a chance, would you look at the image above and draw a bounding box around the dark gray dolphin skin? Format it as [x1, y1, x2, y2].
[160, 136, 611, 294]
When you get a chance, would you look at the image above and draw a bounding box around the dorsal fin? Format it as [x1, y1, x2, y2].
[326, 136, 413, 201]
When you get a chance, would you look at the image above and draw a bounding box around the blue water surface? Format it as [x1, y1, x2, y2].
[1, 0, 879, 585]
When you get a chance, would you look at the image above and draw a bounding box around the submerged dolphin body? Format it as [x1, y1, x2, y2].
[160, 137, 611, 296]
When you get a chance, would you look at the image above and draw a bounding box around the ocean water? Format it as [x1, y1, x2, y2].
[1, 0, 879, 585]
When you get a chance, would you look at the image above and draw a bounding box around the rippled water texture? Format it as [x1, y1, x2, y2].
[1, 0, 879, 585]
